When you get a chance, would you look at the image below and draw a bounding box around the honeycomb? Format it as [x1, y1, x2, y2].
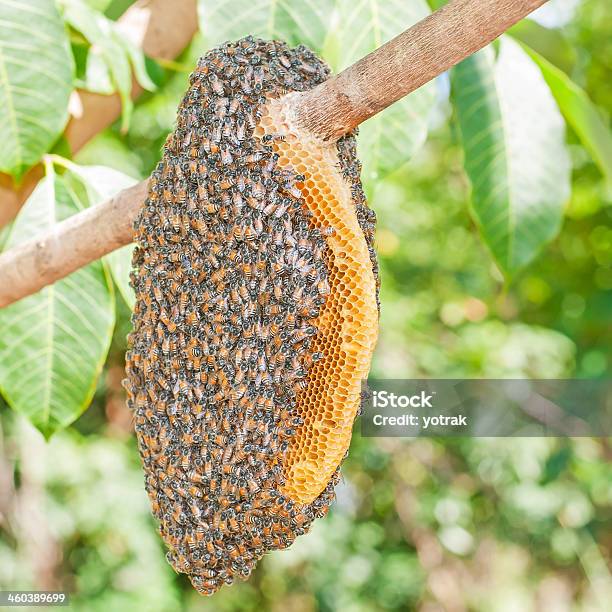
[256, 103, 378, 504]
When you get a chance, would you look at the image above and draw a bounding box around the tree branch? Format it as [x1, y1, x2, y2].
[0, 182, 148, 308]
[0, 0, 198, 229]
[0, 0, 547, 309]
[284, 0, 548, 141]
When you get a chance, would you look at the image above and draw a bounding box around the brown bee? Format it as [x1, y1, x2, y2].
[232, 224, 244, 241]
[188, 485, 203, 498]
[159, 310, 177, 333]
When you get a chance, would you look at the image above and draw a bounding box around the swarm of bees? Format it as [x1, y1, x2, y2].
[124, 36, 378, 596]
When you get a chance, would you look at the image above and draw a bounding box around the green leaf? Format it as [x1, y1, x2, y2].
[60, 0, 133, 130]
[333, 0, 435, 183]
[80, 47, 115, 94]
[0, 0, 74, 179]
[198, 0, 434, 183]
[198, 0, 329, 50]
[72, 0, 157, 95]
[66, 164, 138, 309]
[0, 164, 115, 436]
[64, 0, 157, 113]
[451, 37, 571, 277]
[522, 46, 612, 187]
[508, 19, 576, 75]
[85, 0, 112, 11]
[118, 36, 157, 93]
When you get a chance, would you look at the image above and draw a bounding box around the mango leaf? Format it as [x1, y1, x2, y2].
[198, 0, 434, 183]
[523, 46, 612, 187]
[508, 19, 576, 75]
[79, 47, 115, 94]
[198, 0, 329, 51]
[333, 0, 435, 183]
[85, 0, 112, 10]
[66, 164, 138, 309]
[451, 37, 571, 277]
[0, 164, 115, 436]
[61, 0, 132, 129]
[0, 0, 74, 179]
[60, 0, 156, 131]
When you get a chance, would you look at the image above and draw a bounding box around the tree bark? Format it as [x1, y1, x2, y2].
[0, 0, 548, 309]
[0, 0, 198, 229]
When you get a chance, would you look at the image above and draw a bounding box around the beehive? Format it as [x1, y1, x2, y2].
[124, 36, 378, 595]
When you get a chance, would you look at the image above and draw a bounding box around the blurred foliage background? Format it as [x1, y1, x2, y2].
[1, 0, 611, 610]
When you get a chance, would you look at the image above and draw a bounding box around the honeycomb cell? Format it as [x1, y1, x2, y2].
[258, 101, 379, 504]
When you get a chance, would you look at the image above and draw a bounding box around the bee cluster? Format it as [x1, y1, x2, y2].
[124, 36, 376, 596]
[336, 137, 380, 307]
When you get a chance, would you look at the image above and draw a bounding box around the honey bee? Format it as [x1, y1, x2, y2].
[159, 309, 177, 333]
[221, 146, 233, 165]
[188, 485, 203, 499]
[246, 151, 264, 165]
[185, 310, 199, 325]
[209, 73, 224, 95]
[186, 464, 203, 488]
[246, 478, 260, 494]
[172, 506, 186, 525]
